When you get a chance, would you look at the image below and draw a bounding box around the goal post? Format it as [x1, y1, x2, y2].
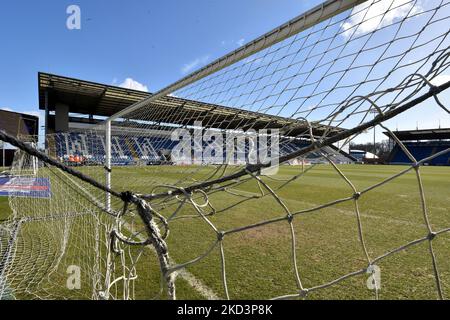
[94, 0, 450, 299]
[105, 120, 111, 212]
[102, 0, 450, 197]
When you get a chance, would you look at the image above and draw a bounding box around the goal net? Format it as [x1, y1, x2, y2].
[1, 0, 450, 300]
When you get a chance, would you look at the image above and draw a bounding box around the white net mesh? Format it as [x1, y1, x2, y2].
[1, 0, 450, 300]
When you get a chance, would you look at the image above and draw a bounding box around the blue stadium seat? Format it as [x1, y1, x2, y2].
[390, 142, 450, 165]
[53, 132, 356, 166]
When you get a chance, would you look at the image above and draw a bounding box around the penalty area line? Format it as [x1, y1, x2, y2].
[122, 221, 220, 300]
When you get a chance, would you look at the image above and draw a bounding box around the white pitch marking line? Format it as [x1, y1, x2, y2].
[57, 169, 220, 299]
[231, 188, 431, 228]
[122, 221, 220, 300]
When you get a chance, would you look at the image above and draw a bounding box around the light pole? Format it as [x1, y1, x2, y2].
[1, 141, 5, 168]
[370, 109, 378, 160]
[373, 120, 376, 158]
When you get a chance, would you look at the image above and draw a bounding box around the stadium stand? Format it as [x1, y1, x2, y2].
[41, 73, 355, 167]
[385, 128, 450, 166]
[50, 131, 354, 166]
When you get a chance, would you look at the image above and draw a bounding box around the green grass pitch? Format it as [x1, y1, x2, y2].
[0, 164, 449, 299]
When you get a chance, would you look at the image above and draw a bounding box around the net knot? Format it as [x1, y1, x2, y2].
[353, 192, 361, 200]
[366, 264, 377, 274]
[299, 289, 309, 298]
[98, 291, 108, 300]
[429, 84, 439, 95]
[312, 139, 325, 149]
[217, 231, 225, 241]
[121, 191, 135, 203]
[427, 232, 437, 241]
[245, 163, 260, 174]
[287, 214, 294, 223]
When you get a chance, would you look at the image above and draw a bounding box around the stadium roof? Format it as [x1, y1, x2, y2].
[0, 109, 39, 137]
[38, 72, 149, 116]
[38, 72, 341, 137]
[383, 128, 450, 141]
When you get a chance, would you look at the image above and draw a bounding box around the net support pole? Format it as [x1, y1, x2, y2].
[31, 142, 38, 175]
[105, 120, 111, 211]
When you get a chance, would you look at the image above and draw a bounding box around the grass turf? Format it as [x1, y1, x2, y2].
[0, 164, 449, 299]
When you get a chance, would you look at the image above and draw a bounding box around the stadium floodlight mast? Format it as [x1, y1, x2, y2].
[370, 109, 378, 158]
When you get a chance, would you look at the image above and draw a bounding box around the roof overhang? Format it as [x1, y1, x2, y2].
[39, 72, 150, 116]
[38, 72, 343, 137]
[383, 128, 450, 141]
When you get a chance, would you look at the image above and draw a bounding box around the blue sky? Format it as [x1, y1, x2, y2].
[0, 0, 319, 112]
[0, 0, 449, 143]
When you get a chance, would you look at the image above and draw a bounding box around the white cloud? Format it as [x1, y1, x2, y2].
[0, 107, 13, 112]
[220, 39, 246, 48]
[341, 0, 422, 39]
[118, 78, 149, 92]
[430, 74, 450, 86]
[181, 55, 210, 74]
[237, 38, 246, 47]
